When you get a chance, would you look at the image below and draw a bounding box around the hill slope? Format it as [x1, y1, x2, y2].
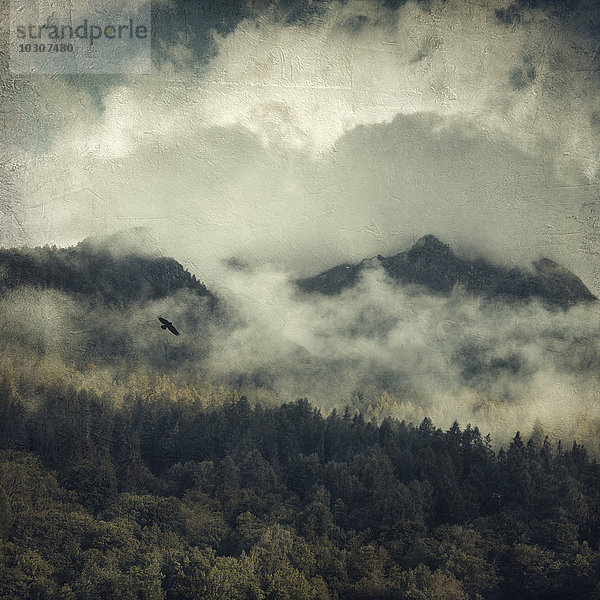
[0, 234, 216, 308]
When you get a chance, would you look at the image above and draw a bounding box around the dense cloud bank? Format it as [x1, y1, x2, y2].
[210, 261, 600, 442]
[1, 0, 599, 291]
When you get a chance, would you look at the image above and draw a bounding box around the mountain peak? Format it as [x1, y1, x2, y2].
[412, 234, 448, 250]
[407, 235, 454, 265]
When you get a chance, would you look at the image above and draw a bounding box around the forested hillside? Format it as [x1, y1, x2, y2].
[0, 241, 216, 308]
[1, 370, 599, 600]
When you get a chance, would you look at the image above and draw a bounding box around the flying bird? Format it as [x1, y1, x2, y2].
[158, 317, 179, 336]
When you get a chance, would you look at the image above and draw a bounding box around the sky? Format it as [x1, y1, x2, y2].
[1, 0, 599, 293]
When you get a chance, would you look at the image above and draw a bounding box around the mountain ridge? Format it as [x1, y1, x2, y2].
[0, 234, 217, 309]
[0, 233, 595, 310]
[296, 235, 596, 308]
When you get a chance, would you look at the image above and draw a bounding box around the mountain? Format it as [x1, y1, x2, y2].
[1, 232, 594, 311]
[296, 235, 596, 308]
[0, 232, 217, 308]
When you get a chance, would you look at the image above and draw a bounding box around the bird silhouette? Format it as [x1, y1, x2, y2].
[158, 317, 179, 336]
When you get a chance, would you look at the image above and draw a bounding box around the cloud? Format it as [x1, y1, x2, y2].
[10, 105, 599, 296]
[197, 0, 600, 172]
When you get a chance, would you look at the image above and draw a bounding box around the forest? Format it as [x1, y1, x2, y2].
[1, 368, 600, 600]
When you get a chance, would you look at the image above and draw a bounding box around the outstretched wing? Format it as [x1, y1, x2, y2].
[167, 324, 180, 336]
[158, 317, 170, 325]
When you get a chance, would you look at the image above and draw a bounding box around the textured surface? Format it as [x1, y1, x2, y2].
[1, 0, 599, 293]
[1, 5, 600, 595]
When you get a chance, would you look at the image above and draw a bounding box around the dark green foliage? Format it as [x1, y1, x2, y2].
[1, 383, 600, 599]
[0, 486, 11, 540]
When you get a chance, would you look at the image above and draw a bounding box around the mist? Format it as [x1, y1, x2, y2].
[1, 238, 598, 449]
[206, 260, 600, 443]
